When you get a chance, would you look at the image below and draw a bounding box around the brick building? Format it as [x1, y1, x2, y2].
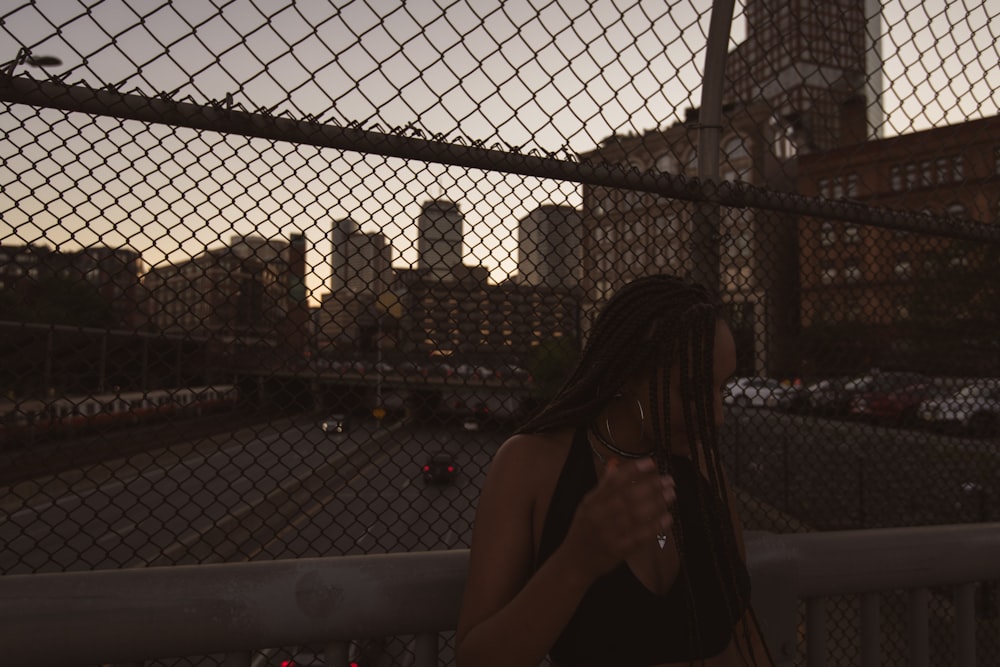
[387, 265, 580, 363]
[796, 115, 1000, 373]
[0, 243, 144, 329]
[142, 235, 293, 345]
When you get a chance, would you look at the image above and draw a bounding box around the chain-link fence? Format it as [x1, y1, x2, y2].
[1, 0, 999, 665]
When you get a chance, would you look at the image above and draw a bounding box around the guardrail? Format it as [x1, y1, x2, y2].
[1, 524, 998, 667]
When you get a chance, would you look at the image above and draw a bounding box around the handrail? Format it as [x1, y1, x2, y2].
[1, 525, 998, 667]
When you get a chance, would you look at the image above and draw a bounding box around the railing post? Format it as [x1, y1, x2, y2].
[413, 632, 439, 667]
[859, 593, 879, 667]
[745, 531, 798, 666]
[908, 588, 930, 667]
[805, 598, 827, 667]
[955, 583, 976, 667]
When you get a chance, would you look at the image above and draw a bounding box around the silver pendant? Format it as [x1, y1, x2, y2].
[657, 534, 667, 549]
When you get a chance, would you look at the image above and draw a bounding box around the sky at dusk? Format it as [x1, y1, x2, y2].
[1, 0, 997, 304]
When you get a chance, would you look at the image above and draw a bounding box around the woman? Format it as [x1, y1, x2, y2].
[456, 275, 774, 667]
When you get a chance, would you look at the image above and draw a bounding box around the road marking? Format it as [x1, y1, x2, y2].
[153, 423, 406, 566]
[245, 441, 403, 560]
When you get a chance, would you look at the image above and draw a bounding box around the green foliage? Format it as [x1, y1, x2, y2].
[526, 335, 579, 400]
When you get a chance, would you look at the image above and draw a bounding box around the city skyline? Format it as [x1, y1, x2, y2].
[2, 0, 998, 308]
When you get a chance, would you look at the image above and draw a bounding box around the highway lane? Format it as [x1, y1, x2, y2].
[5, 406, 994, 576]
[0, 413, 508, 667]
[0, 416, 504, 575]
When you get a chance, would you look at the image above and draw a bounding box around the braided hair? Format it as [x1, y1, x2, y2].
[518, 274, 764, 666]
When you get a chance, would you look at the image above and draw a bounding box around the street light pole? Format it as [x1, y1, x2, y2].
[376, 314, 382, 410]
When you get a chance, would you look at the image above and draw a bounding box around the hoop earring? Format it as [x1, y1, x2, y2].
[605, 396, 644, 445]
[592, 394, 652, 460]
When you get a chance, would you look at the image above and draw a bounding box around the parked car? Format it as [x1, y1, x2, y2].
[395, 360, 421, 376]
[783, 377, 849, 414]
[496, 364, 532, 384]
[817, 370, 928, 417]
[320, 413, 349, 436]
[422, 452, 458, 484]
[455, 363, 477, 378]
[849, 382, 937, 424]
[723, 377, 790, 408]
[918, 380, 1000, 436]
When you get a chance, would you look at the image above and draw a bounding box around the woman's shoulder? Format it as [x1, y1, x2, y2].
[487, 428, 575, 490]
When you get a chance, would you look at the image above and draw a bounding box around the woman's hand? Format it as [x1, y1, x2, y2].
[562, 456, 676, 580]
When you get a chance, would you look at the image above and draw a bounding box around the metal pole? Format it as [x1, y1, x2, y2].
[99, 330, 108, 393]
[691, 0, 736, 295]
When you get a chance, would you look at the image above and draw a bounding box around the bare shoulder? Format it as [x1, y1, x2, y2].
[485, 429, 572, 495]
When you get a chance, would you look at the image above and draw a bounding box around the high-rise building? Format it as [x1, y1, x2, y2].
[328, 217, 391, 296]
[417, 199, 465, 278]
[318, 218, 392, 351]
[517, 205, 583, 290]
[579, 0, 881, 375]
[725, 0, 883, 151]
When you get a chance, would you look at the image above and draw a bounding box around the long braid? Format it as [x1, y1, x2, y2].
[517, 275, 763, 666]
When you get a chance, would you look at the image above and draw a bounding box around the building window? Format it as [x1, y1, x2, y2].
[918, 160, 932, 187]
[846, 174, 859, 197]
[844, 225, 860, 244]
[844, 263, 862, 283]
[937, 157, 949, 183]
[832, 178, 844, 199]
[890, 165, 903, 191]
[946, 203, 965, 218]
[952, 155, 964, 181]
[818, 178, 830, 198]
[894, 259, 913, 279]
[820, 222, 836, 247]
[820, 264, 837, 285]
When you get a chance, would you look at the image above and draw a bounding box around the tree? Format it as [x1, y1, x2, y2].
[526, 335, 579, 401]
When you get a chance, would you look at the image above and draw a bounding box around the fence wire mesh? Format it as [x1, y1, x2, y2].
[1, 0, 999, 665]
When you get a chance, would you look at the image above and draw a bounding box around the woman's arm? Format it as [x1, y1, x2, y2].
[455, 435, 592, 667]
[456, 435, 676, 667]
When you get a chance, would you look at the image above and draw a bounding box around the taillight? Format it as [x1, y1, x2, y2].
[423, 465, 430, 472]
[281, 661, 296, 667]
[447, 466, 454, 473]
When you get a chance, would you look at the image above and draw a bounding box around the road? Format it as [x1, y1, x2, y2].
[0, 417, 503, 576]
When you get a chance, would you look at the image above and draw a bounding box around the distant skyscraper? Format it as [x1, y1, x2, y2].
[417, 199, 464, 277]
[329, 217, 390, 295]
[330, 217, 359, 293]
[517, 204, 582, 290]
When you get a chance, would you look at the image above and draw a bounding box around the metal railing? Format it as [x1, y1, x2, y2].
[2, 524, 998, 667]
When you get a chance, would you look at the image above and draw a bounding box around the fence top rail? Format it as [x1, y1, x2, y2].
[3, 75, 999, 245]
[2, 525, 999, 667]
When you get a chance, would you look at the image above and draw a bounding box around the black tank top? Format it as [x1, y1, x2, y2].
[535, 427, 751, 666]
